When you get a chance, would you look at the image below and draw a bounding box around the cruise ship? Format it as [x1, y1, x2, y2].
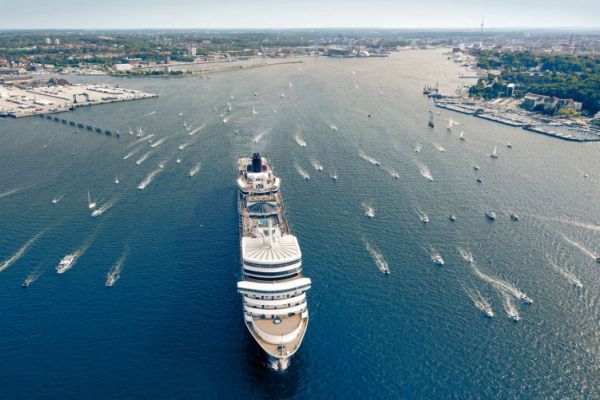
[236, 153, 311, 371]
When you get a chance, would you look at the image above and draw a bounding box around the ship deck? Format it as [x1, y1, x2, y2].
[239, 192, 290, 237]
[249, 314, 307, 358]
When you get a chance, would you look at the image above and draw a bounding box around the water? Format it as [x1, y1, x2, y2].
[1, 49, 600, 398]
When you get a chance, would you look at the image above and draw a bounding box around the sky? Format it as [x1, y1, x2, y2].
[0, 0, 598, 30]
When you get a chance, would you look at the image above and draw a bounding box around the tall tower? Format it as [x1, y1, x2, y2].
[480, 16, 485, 34]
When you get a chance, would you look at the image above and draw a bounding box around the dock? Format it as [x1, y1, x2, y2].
[0, 83, 157, 119]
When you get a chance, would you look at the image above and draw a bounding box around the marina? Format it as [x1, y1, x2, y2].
[434, 98, 600, 142]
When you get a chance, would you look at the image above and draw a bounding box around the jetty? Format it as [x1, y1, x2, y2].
[40, 114, 120, 138]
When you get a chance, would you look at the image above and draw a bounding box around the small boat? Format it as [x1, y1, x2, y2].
[485, 211, 497, 220]
[176, 158, 182, 164]
[392, 173, 400, 179]
[21, 281, 29, 288]
[332, 174, 338, 182]
[459, 131, 466, 141]
[510, 212, 519, 221]
[114, 176, 119, 184]
[508, 311, 521, 322]
[432, 254, 444, 265]
[473, 165, 480, 171]
[280, 93, 285, 98]
[421, 215, 429, 223]
[252, 105, 258, 115]
[87, 190, 96, 209]
[483, 306, 494, 318]
[507, 141, 512, 148]
[177, 112, 184, 116]
[428, 110, 435, 128]
[583, 173, 590, 178]
[365, 208, 375, 218]
[449, 214, 456, 221]
[476, 178, 482, 183]
[56, 254, 75, 274]
[253, 92, 258, 96]
[520, 294, 533, 304]
[490, 146, 499, 158]
[596, 257, 600, 264]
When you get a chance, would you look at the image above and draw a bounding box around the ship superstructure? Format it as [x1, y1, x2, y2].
[236, 153, 311, 371]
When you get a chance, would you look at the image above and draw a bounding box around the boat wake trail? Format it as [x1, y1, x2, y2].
[0, 231, 44, 272]
[311, 160, 324, 171]
[188, 124, 206, 136]
[502, 291, 521, 321]
[138, 167, 163, 190]
[135, 151, 153, 165]
[364, 239, 390, 274]
[252, 129, 271, 143]
[463, 286, 494, 318]
[472, 265, 533, 304]
[91, 197, 118, 217]
[123, 147, 142, 160]
[415, 160, 433, 181]
[416, 209, 429, 223]
[458, 247, 474, 264]
[128, 134, 154, 148]
[295, 164, 310, 180]
[383, 166, 400, 179]
[295, 135, 307, 147]
[22, 267, 44, 287]
[52, 193, 66, 204]
[0, 188, 22, 199]
[179, 141, 193, 150]
[548, 258, 583, 288]
[141, 110, 157, 117]
[358, 150, 380, 166]
[561, 234, 597, 260]
[189, 162, 201, 177]
[149, 137, 168, 148]
[106, 250, 127, 287]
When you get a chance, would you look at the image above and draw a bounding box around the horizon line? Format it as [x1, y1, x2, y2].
[1, 26, 600, 32]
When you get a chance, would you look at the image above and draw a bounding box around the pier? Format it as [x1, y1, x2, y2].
[40, 114, 120, 138]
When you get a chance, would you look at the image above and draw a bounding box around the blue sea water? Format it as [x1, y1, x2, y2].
[1, 49, 600, 399]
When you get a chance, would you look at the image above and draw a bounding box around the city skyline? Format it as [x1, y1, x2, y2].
[1, 0, 599, 30]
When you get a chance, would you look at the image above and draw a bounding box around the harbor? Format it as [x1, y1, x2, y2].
[0, 82, 157, 118]
[434, 97, 600, 142]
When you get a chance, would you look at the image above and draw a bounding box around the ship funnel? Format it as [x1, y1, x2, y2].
[252, 153, 262, 172]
